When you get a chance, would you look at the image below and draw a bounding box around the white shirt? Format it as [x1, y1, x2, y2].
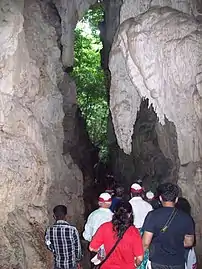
[129, 197, 153, 228]
[83, 207, 113, 242]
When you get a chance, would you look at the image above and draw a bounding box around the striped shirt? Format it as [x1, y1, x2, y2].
[45, 220, 82, 269]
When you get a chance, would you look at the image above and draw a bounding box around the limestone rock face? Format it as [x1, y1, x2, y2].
[120, 0, 202, 23]
[100, 0, 123, 71]
[110, 7, 202, 162]
[53, 0, 97, 67]
[0, 0, 91, 268]
[109, 6, 202, 262]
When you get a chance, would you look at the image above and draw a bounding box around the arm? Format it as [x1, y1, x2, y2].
[142, 212, 155, 252]
[89, 224, 104, 252]
[45, 228, 54, 253]
[89, 246, 98, 252]
[83, 215, 93, 242]
[184, 234, 194, 248]
[135, 256, 144, 267]
[73, 228, 82, 261]
[184, 216, 195, 248]
[142, 231, 153, 251]
[133, 228, 144, 267]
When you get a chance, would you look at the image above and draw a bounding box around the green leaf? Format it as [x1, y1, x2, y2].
[71, 6, 108, 161]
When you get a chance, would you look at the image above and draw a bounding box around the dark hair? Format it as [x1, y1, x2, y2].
[115, 186, 124, 197]
[156, 185, 162, 197]
[158, 183, 179, 202]
[112, 200, 133, 239]
[176, 197, 191, 215]
[136, 179, 143, 187]
[131, 192, 143, 198]
[53, 205, 67, 219]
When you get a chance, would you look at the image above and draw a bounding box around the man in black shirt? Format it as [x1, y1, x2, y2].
[142, 183, 194, 269]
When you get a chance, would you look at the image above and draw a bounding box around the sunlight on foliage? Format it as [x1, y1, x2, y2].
[72, 6, 108, 161]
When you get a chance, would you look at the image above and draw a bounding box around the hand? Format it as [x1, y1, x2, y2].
[134, 256, 142, 267]
[77, 263, 83, 269]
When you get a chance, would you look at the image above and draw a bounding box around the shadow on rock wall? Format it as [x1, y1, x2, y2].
[61, 74, 100, 219]
[109, 99, 180, 192]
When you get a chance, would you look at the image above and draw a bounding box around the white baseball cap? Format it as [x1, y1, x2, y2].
[130, 183, 143, 193]
[98, 192, 112, 203]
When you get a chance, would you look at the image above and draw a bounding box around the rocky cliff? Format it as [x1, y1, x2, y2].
[0, 0, 202, 267]
[109, 3, 202, 264]
[0, 0, 95, 268]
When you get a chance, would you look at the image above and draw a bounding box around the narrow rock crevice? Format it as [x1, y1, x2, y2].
[0, 0, 202, 268]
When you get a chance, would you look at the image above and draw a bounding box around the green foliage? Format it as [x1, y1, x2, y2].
[82, 5, 104, 37]
[72, 7, 108, 160]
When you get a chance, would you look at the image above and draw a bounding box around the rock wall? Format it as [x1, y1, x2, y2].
[111, 7, 202, 158]
[109, 5, 202, 264]
[101, 1, 177, 190]
[121, 0, 202, 22]
[0, 0, 95, 268]
[53, 0, 97, 67]
[0, 0, 201, 267]
[61, 74, 99, 218]
[100, 0, 123, 71]
[109, 99, 179, 191]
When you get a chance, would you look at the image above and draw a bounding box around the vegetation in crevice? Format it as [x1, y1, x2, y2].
[72, 6, 108, 161]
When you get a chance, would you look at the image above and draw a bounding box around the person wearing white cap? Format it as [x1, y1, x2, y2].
[129, 184, 152, 269]
[129, 183, 153, 229]
[83, 193, 113, 242]
[146, 191, 155, 202]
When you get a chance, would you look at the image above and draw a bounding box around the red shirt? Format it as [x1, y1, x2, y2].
[90, 222, 143, 269]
